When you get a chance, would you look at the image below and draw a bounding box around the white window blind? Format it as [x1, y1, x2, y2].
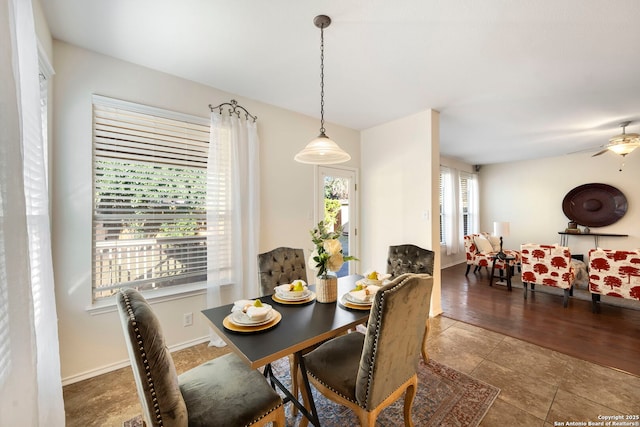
[460, 173, 470, 236]
[92, 95, 213, 300]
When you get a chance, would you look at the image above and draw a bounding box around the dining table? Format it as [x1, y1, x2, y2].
[200, 274, 370, 427]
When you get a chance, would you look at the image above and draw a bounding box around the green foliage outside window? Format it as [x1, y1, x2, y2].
[324, 199, 341, 227]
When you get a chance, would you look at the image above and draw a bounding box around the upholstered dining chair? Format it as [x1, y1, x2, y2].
[257, 246, 312, 415]
[257, 247, 307, 296]
[387, 244, 435, 277]
[298, 273, 434, 427]
[386, 244, 434, 361]
[116, 288, 285, 427]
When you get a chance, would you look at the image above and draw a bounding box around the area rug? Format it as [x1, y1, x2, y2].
[123, 357, 499, 427]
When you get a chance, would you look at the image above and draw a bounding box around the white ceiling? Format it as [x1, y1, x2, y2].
[41, 0, 640, 165]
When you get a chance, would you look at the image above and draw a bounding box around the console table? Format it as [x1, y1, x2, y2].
[558, 232, 628, 247]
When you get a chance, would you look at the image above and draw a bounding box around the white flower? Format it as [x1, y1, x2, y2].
[327, 253, 344, 272]
[323, 239, 342, 255]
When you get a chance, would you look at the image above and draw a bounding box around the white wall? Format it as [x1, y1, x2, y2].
[51, 41, 360, 382]
[360, 110, 442, 316]
[480, 151, 640, 259]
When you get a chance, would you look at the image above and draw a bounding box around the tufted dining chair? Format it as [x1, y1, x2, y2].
[299, 273, 434, 427]
[386, 244, 434, 361]
[386, 244, 435, 278]
[257, 247, 307, 296]
[116, 288, 285, 427]
[256, 246, 309, 414]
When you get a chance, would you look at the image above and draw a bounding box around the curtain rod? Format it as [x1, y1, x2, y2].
[209, 99, 257, 122]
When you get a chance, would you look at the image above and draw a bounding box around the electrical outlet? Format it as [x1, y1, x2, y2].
[183, 312, 193, 327]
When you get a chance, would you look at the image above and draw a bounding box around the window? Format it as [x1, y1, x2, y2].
[460, 172, 472, 236]
[440, 167, 478, 254]
[92, 96, 212, 300]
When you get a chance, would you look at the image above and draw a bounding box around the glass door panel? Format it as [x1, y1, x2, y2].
[316, 166, 358, 277]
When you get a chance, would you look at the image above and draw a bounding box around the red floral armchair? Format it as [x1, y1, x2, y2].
[588, 249, 640, 313]
[520, 244, 576, 307]
[464, 233, 520, 275]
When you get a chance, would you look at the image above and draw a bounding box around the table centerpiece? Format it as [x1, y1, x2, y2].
[308, 221, 357, 303]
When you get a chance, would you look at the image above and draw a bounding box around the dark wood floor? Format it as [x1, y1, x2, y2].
[440, 262, 640, 377]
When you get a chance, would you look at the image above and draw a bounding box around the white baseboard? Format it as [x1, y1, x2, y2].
[441, 260, 467, 269]
[61, 336, 211, 386]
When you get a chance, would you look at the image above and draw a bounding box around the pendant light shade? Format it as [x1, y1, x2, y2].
[593, 121, 640, 158]
[606, 122, 640, 156]
[295, 15, 351, 165]
[294, 132, 351, 164]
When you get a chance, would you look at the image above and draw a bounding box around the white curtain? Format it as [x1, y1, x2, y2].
[441, 166, 460, 255]
[206, 112, 260, 346]
[0, 0, 65, 425]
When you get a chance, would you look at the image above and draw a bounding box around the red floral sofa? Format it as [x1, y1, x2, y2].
[521, 244, 576, 307]
[588, 249, 640, 313]
[464, 233, 521, 275]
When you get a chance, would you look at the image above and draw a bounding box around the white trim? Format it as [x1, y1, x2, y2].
[60, 336, 211, 386]
[92, 94, 210, 126]
[315, 165, 359, 275]
[37, 40, 55, 79]
[86, 282, 208, 314]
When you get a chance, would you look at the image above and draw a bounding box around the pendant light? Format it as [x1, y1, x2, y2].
[295, 15, 351, 165]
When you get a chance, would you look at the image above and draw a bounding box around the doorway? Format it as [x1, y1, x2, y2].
[316, 166, 358, 277]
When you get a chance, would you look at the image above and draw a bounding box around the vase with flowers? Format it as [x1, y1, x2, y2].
[308, 221, 357, 303]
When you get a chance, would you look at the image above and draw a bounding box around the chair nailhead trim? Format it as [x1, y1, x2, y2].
[363, 275, 414, 407]
[121, 291, 164, 427]
[309, 372, 359, 406]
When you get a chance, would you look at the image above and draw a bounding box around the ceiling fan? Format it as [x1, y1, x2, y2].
[592, 121, 640, 157]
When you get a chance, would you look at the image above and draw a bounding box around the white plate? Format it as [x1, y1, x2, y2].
[228, 309, 275, 327]
[344, 292, 373, 306]
[275, 289, 312, 301]
[274, 283, 308, 299]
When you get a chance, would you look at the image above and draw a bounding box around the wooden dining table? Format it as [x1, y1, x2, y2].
[201, 274, 369, 427]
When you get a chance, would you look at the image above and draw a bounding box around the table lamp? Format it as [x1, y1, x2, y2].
[493, 221, 510, 260]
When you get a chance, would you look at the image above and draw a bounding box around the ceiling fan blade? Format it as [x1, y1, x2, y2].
[591, 149, 609, 157]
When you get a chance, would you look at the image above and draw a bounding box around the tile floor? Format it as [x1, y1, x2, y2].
[63, 315, 640, 426]
[427, 316, 640, 427]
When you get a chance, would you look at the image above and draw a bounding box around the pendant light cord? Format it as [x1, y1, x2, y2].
[319, 23, 326, 135]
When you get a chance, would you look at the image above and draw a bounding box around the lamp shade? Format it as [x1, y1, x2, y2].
[493, 221, 510, 237]
[294, 133, 351, 164]
[607, 137, 640, 156]
[605, 122, 640, 157]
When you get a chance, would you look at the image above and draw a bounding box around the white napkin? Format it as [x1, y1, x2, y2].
[231, 300, 253, 312]
[349, 285, 380, 302]
[232, 300, 272, 318]
[274, 283, 308, 295]
[362, 272, 391, 285]
[245, 305, 272, 320]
